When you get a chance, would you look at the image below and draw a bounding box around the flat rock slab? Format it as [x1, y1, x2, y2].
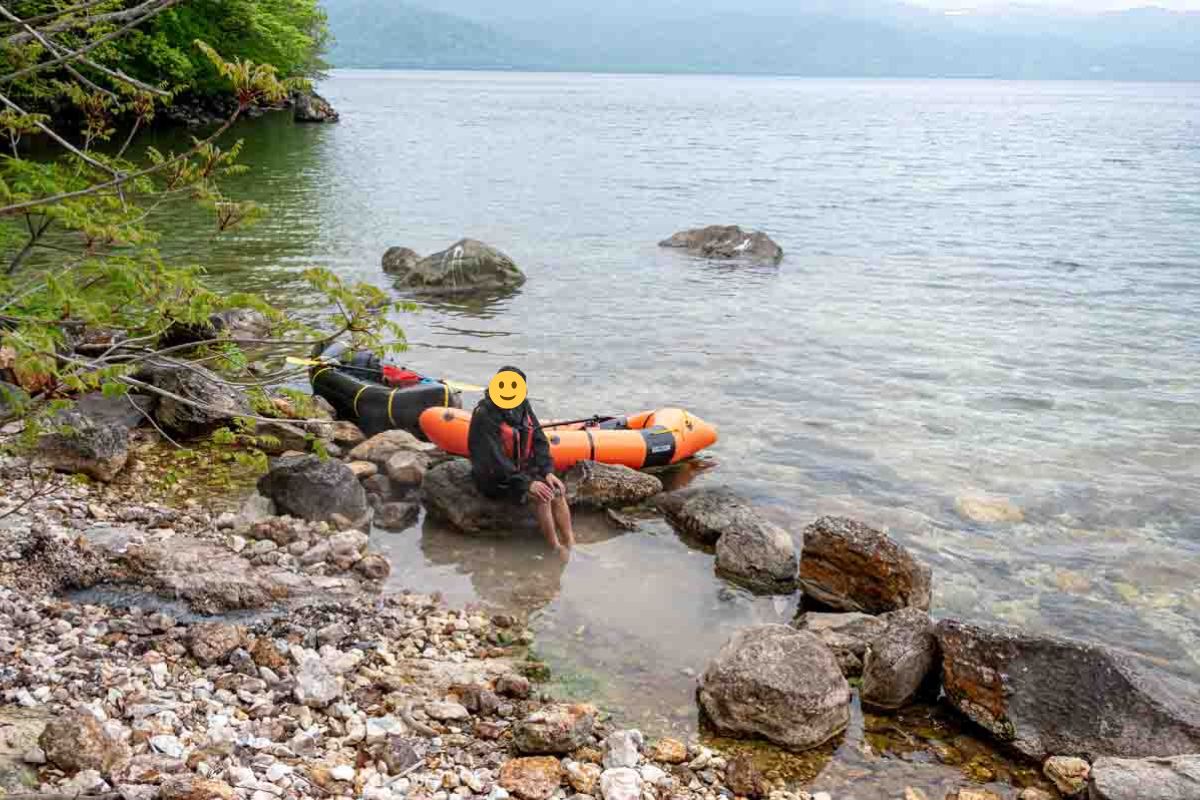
[799, 516, 932, 613]
[936, 619, 1200, 760]
[1089, 755, 1200, 800]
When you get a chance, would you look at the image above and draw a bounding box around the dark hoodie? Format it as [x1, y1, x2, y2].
[467, 366, 553, 500]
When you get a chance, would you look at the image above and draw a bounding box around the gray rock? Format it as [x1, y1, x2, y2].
[136, 359, 251, 439]
[257, 455, 370, 527]
[655, 487, 754, 546]
[1089, 755, 1200, 800]
[714, 512, 798, 595]
[860, 607, 938, 711]
[72, 391, 155, 430]
[799, 516, 932, 613]
[376, 501, 420, 531]
[382, 247, 422, 275]
[385, 451, 428, 486]
[391, 238, 526, 294]
[512, 704, 596, 755]
[936, 619, 1200, 760]
[293, 656, 341, 707]
[254, 419, 310, 455]
[38, 408, 129, 482]
[796, 612, 889, 678]
[423, 459, 659, 534]
[210, 308, 270, 341]
[602, 730, 643, 769]
[293, 90, 339, 123]
[659, 225, 783, 264]
[355, 553, 391, 580]
[349, 429, 436, 464]
[697, 625, 850, 752]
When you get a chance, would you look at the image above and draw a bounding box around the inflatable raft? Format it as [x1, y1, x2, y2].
[310, 343, 462, 438]
[419, 407, 717, 471]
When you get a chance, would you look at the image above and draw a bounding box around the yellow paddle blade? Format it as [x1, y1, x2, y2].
[285, 356, 324, 367]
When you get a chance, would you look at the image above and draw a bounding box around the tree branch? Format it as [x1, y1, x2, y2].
[0, 0, 118, 30]
[0, 89, 121, 177]
[3, 0, 180, 47]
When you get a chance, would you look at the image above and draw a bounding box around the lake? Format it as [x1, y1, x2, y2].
[144, 71, 1199, 796]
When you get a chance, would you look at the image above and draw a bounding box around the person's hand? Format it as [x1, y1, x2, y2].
[546, 474, 566, 497]
[528, 480, 555, 503]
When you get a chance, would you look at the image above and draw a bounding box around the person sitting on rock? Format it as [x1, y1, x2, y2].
[468, 366, 575, 559]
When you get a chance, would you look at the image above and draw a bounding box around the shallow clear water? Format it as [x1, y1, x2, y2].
[139, 71, 1199, 791]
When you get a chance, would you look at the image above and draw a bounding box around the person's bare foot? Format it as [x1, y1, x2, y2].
[555, 544, 571, 563]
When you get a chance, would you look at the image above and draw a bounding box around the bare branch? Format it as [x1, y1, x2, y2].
[0, 0, 117, 30]
[0, 90, 120, 177]
[0, 0, 184, 86]
[3, 0, 179, 47]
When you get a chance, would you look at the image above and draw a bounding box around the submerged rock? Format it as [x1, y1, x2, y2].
[382, 247, 422, 275]
[725, 753, 769, 799]
[136, 359, 251, 439]
[860, 607, 939, 711]
[391, 239, 526, 294]
[659, 225, 783, 264]
[257, 455, 370, 527]
[1089, 754, 1200, 800]
[936, 619, 1200, 760]
[798, 516, 932, 613]
[655, 487, 754, 545]
[697, 625, 850, 752]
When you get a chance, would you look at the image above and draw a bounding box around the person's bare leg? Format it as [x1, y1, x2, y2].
[532, 499, 561, 552]
[551, 495, 575, 549]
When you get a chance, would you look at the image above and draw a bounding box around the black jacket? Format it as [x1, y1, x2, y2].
[467, 370, 553, 498]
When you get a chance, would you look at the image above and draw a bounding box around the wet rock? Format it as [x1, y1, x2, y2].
[714, 513, 798, 595]
[136, 359, 251, 439]
[160, 775, 236, 800]
[697, 625, 850, 752]
[1089, 754, 1200, 800]
[39, 708, 131, 775]
[189, 622, 246, 666]
[499, 756, 562, 800]
[38, 408, 129, 482]
[1043, 756, 1090, 795]
[659, 225, 784, 264]
[424, 460, 656, 533]
[350, 429, 437, 464]
[936, 619, 1200, 759]
[646, 738, 687, 765]
[294, 655, 342, 708]
[955, 495, 1024, 524]
[655, 487, 755, 546]
[798, 516, 932, 613]
[293, 90, 339, 123]
[376, 501, 420, 531]
[861, 607, 938, 711]
[796, 612, 888, 678]
[602, 730, 643, 769]
[392, 239, 526, 294]
[386, 451, 428, 487]
[257, 455, 370, 527]
[563, 461, 663, 508]
[383, 247, 422, 275]
[599, 767, 642, 800]
[725, 754, 769, 799]
[511, 705, 595, 753]
[254, 419, 310, 455]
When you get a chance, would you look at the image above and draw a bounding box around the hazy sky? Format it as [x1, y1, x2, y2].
[911, 0, 1200, 9]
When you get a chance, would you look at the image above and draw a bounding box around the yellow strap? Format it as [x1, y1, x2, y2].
[388, 389, 398, 425]
[443, 384, 450, 407]
[353, 385, 369, 417]
[312, 366, 333, 383]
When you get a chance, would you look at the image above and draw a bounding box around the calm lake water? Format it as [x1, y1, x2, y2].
[145, 72, 1199, 796]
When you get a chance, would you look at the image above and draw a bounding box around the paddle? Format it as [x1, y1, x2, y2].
[285, 357, 484, 392]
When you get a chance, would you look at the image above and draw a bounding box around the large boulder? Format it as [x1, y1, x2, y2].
[390, 238, 526, 294]
[293, 90, 339, 123]
[936, 619, 1200, 760]
[860, 607, 939, 711]
[659, 225, 783, 264]
[136, 359, 251, 439]
[257, 456, 371, 527]
[657, 488, 797, 594]
[349, 429, 438, 464]
[799, 516, 931, 613]
[423, 459, 660, 534]
[1089, 755, 1200, 800]
[382, 247, 421, 275]
[38, 408, 129, 482]
[697, 625, 850, 752]
[39, 709, 130, 776]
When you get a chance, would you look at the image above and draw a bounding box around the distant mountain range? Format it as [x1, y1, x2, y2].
[322, 0, 1200, 80]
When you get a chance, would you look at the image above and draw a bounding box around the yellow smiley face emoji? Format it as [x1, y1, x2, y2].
[488, 369, 527, 410]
